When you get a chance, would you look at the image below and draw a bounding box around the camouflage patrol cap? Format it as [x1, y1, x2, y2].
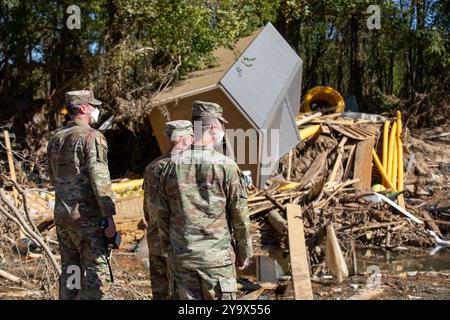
[65, 90, 102, 106]
[192, 101, 228, 124]
[165, 120, 193, 139]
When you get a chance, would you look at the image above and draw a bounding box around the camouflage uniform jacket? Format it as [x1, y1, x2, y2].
[47, 119, 116, 226]
[143, 154, 170, 256]
[157, 145, 253, 268]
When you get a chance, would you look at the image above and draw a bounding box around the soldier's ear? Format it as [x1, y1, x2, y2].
[78, 105, 88, 114]
[79, 104, 93, 115]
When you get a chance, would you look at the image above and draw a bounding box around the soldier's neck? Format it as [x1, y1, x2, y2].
[71, 115, 91, 126]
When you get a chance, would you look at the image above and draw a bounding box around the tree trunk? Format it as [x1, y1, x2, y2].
[349, 15, 363, 106]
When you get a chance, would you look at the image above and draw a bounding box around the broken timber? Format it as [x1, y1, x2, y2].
[268, 209, 288, 235]
[286, 204, 313, 300]
[353, 138, 375, 190]
[297, 151, 328, 189]
[329, 124, 375, 140]
[327, 137, 348, 187]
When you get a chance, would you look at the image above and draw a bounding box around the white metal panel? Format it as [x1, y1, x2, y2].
[258, 127, 280, 188]
[219, 22, 303, 188]
[286, 64, 303, 115]
[279, 98, 300, 157]
[258, 97, 300, 188]
[220, 22, 301, 129]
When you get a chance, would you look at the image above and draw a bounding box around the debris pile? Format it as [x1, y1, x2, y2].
[0, 106, 449, 300]
[247, 110, 449, 279]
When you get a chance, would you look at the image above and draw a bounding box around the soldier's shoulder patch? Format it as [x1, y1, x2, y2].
[84, 131, 109, 163]
[87, 131, 108, 150]
[95, 133, 108, 149]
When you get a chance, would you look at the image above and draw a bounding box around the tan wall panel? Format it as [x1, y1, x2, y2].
[148, 88, 260, 185]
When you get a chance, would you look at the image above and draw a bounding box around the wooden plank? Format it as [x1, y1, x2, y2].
[353, 138, 375, 190]
[286, 204, 313, 300]
[239, 288, 265, 300]
[329, 124, 371, 140]
[327, 137, 348, 185]
[3, 130, 18, 207]
[286, 149, 293, 180]
[342, 144, 356, 181]
[296, 112, 322, 127]
[297, 151, 328, 189]
[115, 195, 144, 219]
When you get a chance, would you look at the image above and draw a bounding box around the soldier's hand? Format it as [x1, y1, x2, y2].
[104, 216, 116, 238]
[237, 258, 249, 271]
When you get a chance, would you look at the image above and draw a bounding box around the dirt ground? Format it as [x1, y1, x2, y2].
[3, 243, 449, 300]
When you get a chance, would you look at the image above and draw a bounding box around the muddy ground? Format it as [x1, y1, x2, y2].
[1, 234, 449, 300]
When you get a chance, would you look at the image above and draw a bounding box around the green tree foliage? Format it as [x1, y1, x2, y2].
[0, 0, 447, 181]
[0, 0, 278, 120]
[0, 0, 447, 119]
[275, 0, 448, 110]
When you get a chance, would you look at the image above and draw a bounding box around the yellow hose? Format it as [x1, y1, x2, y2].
[382, 120, 391, 186]
[299, 125, 322, 140]
[392, 140, 398, 187]
[372, 148, 397, 191]
[277, 182, 301, 192]
[111, 179, 144, 192]
[386, 121, 397, 187]
[396, 111, 404, 191]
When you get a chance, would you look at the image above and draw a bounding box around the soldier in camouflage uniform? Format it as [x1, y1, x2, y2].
[157, 101, 253, 300]
[143, 120, 193, 300]
[47, 90, 117, 300]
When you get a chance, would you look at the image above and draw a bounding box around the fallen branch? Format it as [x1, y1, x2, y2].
[263, 192, 286, 212]
[0, 188, 61, 275]
[422, 218, 450, 227]
[0, 269, 33, 288]
[426, 132, 450, 140]
[339, 221, 404, 233]
[8, 178, 40, 235]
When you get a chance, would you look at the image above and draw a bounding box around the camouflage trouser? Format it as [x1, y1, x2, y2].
[56, 221, 111, 300]
[170, 264, 237, 300]
[149, 254, 169, 300]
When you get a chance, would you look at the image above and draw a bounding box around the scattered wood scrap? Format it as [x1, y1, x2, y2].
[353, 138, 375, 190]
[286, 204, 313, 300]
